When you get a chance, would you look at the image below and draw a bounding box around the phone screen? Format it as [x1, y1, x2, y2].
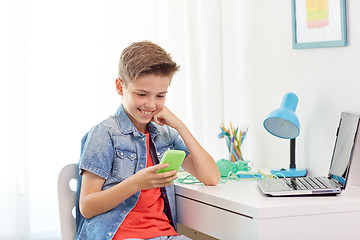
[156, 150, 186, 173]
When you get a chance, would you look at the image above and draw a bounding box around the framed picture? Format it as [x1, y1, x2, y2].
[291, 0, 347, 49]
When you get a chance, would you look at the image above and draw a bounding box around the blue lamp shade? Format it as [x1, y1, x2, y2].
[263, 93, 300, 139]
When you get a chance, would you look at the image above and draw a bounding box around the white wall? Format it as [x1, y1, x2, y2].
[222, 0, 360, 176]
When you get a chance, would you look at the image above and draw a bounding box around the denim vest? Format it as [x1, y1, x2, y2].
[75, 105, 189, 240]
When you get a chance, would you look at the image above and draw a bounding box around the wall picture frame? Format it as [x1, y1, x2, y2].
[291, 0, 347, 49]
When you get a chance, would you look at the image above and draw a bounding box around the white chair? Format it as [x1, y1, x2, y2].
[58, 163, 78, 240]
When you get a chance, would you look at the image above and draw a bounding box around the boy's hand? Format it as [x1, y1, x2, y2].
[132, 163, 178, 190]
[152, 106, 183, 130]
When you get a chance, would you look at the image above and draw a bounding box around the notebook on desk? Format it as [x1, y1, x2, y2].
[258, 112, 360, 197]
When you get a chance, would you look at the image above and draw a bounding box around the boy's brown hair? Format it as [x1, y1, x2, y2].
[118, 41, 180, 86]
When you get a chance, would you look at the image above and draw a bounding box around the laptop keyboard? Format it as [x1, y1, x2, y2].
[284, 177, 334, 190]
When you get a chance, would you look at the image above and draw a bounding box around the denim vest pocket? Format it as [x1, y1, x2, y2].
[156, 144, 174, 161]
[113, 148, 137, 180]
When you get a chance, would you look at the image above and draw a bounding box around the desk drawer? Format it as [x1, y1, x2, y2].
[176, 194, 257, 239]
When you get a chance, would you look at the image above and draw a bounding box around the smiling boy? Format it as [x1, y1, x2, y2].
[75, 41, 220, 240]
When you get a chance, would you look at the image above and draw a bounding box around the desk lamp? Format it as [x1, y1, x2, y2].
[263, 92, 307, 177]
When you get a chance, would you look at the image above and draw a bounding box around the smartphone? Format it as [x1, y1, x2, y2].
[156, 150, 186, 173]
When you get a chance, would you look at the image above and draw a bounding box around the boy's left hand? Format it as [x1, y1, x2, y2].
[152, 106, 182, 129]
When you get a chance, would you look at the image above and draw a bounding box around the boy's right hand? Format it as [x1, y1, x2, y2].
[132, 163, 178, 190]
[151, 106, 184, 131]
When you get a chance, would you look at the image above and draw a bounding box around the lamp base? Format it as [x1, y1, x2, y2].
[271, 168, 307, 178]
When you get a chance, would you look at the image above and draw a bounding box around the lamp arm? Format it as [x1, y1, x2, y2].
[290, 138, 296, 169]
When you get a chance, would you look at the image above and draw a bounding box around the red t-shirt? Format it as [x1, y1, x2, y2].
[113, 132, 178, 240]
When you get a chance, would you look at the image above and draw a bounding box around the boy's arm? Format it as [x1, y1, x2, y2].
[177, 123, 221, 186]
[79, 164, 177, 219]
[152, 107, 221, 186]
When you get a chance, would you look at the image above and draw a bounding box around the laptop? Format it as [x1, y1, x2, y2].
[258, 112, 360, 197]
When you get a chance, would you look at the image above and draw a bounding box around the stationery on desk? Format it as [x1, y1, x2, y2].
[216, 124, 282, 181]
[217, 124, 259, 180]
[218, 123, 248, 162]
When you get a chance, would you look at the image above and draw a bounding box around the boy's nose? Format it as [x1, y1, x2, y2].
[145, 98, 156, 109]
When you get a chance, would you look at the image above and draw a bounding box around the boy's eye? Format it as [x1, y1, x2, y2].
[137, 93, 146, 97]
[157, 95, 165, 98]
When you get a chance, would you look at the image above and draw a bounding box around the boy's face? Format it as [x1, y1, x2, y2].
[116, 74, 171, 133]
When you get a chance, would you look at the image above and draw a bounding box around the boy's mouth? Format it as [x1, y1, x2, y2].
[139, 109, 153, 117]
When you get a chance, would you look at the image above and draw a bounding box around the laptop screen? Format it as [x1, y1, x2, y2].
[328, 112, 360, 188]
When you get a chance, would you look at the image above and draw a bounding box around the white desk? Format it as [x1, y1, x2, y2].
[175, 180, 360, 240]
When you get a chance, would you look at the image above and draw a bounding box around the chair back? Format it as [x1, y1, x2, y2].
[58, 163, 78, 240]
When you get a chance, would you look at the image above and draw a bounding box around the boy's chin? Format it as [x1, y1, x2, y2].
[138, 117, 152, 125]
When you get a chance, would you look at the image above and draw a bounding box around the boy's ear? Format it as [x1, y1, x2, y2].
[115, 78, 123, 95]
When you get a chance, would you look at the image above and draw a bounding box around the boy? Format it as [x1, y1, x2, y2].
[75, 41, 220, 240]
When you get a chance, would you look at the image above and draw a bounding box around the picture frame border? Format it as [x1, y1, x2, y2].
[291, 0, 347, 49]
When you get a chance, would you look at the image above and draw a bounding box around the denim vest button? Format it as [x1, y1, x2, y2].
[140, 164, 144, 167]
[157, 152, 160, 155]
[108, 232, 112, 236]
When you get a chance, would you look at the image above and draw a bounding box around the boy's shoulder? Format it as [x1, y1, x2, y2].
[97, 114, 127, 136]
[95, 113, 141, 136]
[101, 115, 119, 128]
[84, 115, 121, 137]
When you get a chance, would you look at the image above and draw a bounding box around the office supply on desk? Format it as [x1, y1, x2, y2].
[236, 160, 252, 171]
[218, 123, 248, 162]
[263, 92, 306, 177]
[216, 158, 236, 177]
[216, 158, 278, 183]
[228, 136, 235, 161]
[176, 173, 201, 184]
[258, 112, 360, 196]
[216, 158, 253, 176]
